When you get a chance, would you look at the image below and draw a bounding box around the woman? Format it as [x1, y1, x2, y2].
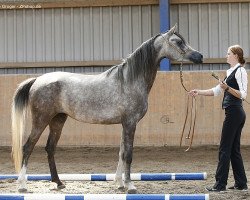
[189, 45, 248, 192]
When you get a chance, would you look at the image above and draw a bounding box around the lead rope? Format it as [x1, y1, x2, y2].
[179, 61, 197, 152]
[160, 33, 197, 151]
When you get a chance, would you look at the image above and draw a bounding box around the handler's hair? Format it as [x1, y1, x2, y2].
[229, 45, 246, 65]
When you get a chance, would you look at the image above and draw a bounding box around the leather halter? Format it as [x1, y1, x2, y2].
[160, 33, 187, 60]
[161, 33, 197, 151]
[160, 33, 189, 92]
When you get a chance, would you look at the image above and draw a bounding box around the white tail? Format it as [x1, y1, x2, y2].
[11, 103, 27, 172]
[11, 78, 36, 173]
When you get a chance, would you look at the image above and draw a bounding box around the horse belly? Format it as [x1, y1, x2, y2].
[67, 106, 123, 125]
[74, 112, 122, 124]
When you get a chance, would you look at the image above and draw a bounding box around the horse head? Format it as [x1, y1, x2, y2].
[155, 24, 203, 64]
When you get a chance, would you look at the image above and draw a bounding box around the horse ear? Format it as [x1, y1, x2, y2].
[169, 24, 177, 35]
[165, 24, 178, 39]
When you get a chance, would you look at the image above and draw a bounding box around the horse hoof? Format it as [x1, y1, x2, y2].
[118, 186, 125, 190]
[127, 189, 137, 194]
[57, 184, 66, 190]
[18, 188, 28, 193]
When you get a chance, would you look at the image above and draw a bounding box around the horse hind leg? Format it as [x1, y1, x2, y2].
[45, 113, 67, 190]
[18, 117, 49, 192]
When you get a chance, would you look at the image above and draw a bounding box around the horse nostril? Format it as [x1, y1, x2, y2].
[189, 52, 203, 64]
[196, 53, 203, 63]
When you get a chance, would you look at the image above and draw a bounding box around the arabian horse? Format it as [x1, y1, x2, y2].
[12, 25, 203, 193]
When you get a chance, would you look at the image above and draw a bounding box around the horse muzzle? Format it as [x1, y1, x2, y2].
[188, 51, 203, 64]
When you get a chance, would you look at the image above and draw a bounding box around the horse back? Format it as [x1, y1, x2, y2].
[29, 72, 148, 124]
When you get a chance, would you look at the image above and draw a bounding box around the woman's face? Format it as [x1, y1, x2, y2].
[226, 49, 238, 66]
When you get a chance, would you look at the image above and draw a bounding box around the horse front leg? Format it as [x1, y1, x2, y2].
[115, 140, 125, 190]
[122, 123, 137, 194]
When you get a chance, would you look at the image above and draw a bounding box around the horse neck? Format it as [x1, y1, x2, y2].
[123, 38, 159, 93]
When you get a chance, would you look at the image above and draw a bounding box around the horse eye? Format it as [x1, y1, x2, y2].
[177, 40, 183, 46]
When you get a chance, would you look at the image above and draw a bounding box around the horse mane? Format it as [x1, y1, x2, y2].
[106, 34, 160, 83]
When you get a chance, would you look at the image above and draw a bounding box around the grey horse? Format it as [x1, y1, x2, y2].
[12, 25, 203, 193]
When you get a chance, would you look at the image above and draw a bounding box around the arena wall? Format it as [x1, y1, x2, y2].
[0, 71, 249, 147]
[0, 1, 249, 74]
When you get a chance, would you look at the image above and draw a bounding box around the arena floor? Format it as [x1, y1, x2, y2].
[0, 146, 249, 200]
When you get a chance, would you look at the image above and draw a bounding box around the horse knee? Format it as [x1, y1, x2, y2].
[45, 145, 55, 158]
[123, 148, 133, 164]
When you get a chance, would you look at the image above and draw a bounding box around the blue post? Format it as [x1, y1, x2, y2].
[159, 0, 170, 71]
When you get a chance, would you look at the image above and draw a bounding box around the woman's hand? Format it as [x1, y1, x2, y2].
[188, 89, 199, 97]
[219, 80, 229, 91]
